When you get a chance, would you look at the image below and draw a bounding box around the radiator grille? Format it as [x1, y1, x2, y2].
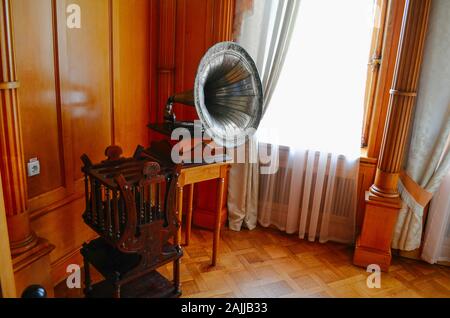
[259, 166, 356, 218]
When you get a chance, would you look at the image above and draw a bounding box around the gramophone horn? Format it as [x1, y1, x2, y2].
[166, 42, 263, 148]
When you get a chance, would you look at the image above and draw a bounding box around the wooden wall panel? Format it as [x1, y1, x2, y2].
[57, 0, 112, 181]
[148, 0, 159, 128]
[155, 0, 235, 123]
[12, 0, 64, 199]
[154, 0, 235, 230]
[11, 0, 153, 286]
[174, 0, 215, 121]
[112, 0, 152, 156]
[155, 0, 177, 124]
[10, 0, 234, 287]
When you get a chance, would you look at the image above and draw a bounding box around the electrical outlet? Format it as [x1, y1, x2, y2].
[27, 158, 40, 177]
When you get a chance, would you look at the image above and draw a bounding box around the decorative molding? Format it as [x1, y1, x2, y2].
[389, 89, 417, 97]
[12, 238, 54, 273]
[156, 0, 177, 122]
[0, 81, 20, 89]
[108, 0, 115, 144]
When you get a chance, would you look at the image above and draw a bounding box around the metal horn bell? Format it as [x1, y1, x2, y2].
[165, 42, 263, 147]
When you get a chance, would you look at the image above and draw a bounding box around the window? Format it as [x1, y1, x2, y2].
[258, 0, 378, 159]
[361, 0, 389, 147]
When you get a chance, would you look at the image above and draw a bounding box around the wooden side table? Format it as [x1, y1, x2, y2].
[177, 162, 230, 266]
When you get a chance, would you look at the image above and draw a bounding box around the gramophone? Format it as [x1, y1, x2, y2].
[154, 42, 263, 149]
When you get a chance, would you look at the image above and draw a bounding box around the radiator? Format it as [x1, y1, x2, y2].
[259, 166, 356, 218]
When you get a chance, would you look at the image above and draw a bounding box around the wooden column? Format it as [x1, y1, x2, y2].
[354, 0, 432, 271]
[0, 0, 54, 296]
[0, 0, 37, 256]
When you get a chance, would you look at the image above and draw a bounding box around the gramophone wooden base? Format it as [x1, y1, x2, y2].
[86, 270, 181, 298]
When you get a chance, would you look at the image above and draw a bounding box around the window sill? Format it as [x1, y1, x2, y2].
[360, 147, 377, 165]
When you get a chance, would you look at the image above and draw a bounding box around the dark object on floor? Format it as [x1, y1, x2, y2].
[80, 145, 182, 298]
[21, 285, 47, 298]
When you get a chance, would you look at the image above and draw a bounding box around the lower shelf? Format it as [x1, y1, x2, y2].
[87, 270, 181, 298]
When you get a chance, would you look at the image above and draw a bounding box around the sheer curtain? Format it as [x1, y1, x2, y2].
[422, 170, 450, 264]
[257, 0, 375, 243]
[228, 0, 300, 231]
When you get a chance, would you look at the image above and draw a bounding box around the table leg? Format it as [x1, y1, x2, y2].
[173, 257, 181, 295]
[212, 177, 225, 266]
[83, 254, 92, 296]
[176, 186, 184, 245]
[185, 184, 194, 246]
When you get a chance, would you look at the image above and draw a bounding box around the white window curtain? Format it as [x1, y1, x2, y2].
[422, 171, 450, 264]
[228, 0, 300, 231]
[257, 0, 375, 243]
[258, 149, 360, 244]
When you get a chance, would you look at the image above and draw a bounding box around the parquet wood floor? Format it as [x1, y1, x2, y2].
[55, 226, 450, 298]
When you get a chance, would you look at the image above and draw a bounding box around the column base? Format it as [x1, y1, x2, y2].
[353, 191, 401, 272]
[12, 238, 55, 297]
[354, 237, 392, 272]
[7, 212, 39, 256]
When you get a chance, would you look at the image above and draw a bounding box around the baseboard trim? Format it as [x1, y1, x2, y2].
[50, 235, 97, 286]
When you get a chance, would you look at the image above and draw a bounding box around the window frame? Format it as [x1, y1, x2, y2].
[361, 0, 389, 148]
[361, 0, 406, 159]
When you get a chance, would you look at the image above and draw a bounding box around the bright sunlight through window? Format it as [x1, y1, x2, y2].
[258, 0, 376, 159]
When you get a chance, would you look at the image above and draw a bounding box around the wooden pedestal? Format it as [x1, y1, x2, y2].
[12, 238, 55, 297]
[353, 192, 401, 272]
